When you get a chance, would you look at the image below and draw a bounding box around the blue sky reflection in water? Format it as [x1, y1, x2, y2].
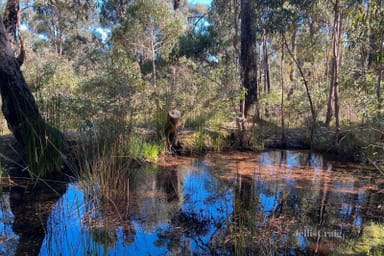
[0, 150, 383, 255]
[38, 162, 233, 255]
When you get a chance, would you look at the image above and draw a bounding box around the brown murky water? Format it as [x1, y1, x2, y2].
[0, 150, 383, 255]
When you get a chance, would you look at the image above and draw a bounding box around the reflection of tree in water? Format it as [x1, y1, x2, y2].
[171, 211, 210, 236]
[156, 168, 180, 202]
[132, 168, 181, 231]
[220, 151, 384, 255]
[0, 190, 17, 254]
[82, 168, 136, 248]
[8, 151, 374, 255]
[84, 206, 136, 248]
[9, 179, 67, 256]
[154, 161, 233, 255]
[155, 209, 228, 255]
[155, 229, 192, 256]
[230, 174, 281, 255]
[88, 227, 118, 248]
[82, 167, 183, 248]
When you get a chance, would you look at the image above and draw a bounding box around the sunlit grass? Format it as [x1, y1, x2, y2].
[71, 117, 164, 220]
[341, 222, 384, 255]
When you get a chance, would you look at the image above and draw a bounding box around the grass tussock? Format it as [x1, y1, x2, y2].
[72, 118, 163, 206]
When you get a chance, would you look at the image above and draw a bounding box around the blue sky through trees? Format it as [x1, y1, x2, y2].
[190, 0, 212, 6]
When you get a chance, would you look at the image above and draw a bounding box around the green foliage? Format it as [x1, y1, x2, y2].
[191, 125, 207, 152]
[142, 143, 161, 162]
[75, 118, 161, 206]
[341, 223, 384, 255]
[207, 113, 229, 151]
[129, 133, 161, 162]
[23, 123, 64, 177]
[113, 0, 185, 64]
[176, 29, 216, 60]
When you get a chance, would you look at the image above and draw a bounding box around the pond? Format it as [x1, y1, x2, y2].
[0, 150, 383, 255]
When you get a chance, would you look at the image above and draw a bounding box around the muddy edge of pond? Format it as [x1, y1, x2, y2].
[0, 126, 379, 179]
[158, 150, 380, 177]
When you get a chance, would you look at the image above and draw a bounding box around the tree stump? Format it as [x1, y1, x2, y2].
[236, 116, 250, 148]
[165, 110, 181, 153]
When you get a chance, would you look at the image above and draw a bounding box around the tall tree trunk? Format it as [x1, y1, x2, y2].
[326, 0, 342, 133]
[151, 37, 157, 89]
[286, 25, 297, 101]
[258, 43, 263, 95]
[325, 75, 334, 126]
[289, 25, 297, 82]
[150, 25, 163, 139]
[377, 40, 383, 118]
[325, 20, 333, 126]
[331, 0, 342, 143]
[378, 68, 383, 117]
[240, 0, 258, 119]
[324, 22, 331, 78]
[281, 41, 285, 141]
[0, 12, 63, 176]
[263, 32, 271, 93]
[232, 0, 239, 53]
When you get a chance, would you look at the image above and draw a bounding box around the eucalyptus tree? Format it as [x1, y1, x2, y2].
[28, 0, 96, 56]
[208, 0, 240, 60]
[208, 0, 317, 120]
[112, 0, 184, 134]
[0, 0, 64, 176]
[99, 0, 131, 25]
[325, 0, 343, 143]
[114, 0, 184, 87]
[240, 0, 316, 120]
[199, 0, 241, 107]
[348, 0, 384, 118]
[240, 0, 258, 118]
[3, 0, 24, 64]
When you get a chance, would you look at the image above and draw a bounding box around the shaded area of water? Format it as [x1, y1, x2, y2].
[0, 150, 383, 255]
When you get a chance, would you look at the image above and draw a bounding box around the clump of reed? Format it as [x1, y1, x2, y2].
[72, 117, 162, 208]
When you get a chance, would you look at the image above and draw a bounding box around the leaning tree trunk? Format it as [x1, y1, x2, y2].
[0, 14, 64, 176]
[282, 34, 316, 123]
[3, 0, 24, 65]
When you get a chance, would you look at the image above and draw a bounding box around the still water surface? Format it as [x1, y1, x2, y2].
[0, 150, 383, 255]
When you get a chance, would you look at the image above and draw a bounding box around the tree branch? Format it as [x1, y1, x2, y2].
[282, 33, 316, 122]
